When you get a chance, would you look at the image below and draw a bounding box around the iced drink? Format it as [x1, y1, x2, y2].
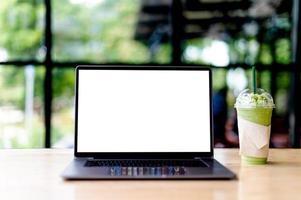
[235, 88, 275, 165]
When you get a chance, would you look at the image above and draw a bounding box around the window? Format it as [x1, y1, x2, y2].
[0, 0, 299, 148]
[52, 67, 74, 147]
[0, 65, 44, 148]
[0, 1, 45, 61]
[52, 0, 155, 63]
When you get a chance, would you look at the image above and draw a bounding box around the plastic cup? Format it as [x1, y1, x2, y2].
[235, 88, 275, 165]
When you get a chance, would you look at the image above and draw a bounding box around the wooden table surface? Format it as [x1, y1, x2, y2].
[0, 149, 300, 200]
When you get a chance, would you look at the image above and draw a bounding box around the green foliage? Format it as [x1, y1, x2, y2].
[52, 0, 155, 63]
[275, 39, 291, 64]
[276, 72, 290, 89]
[52, 68, 75, 98]
[212, 69, 227, 91]
[0, 67, 25, 109]
[152, 44, 171, 63]
[259, 71, 271, 91]
[0, 0, 44, 60]
[259, 44, 273, 65]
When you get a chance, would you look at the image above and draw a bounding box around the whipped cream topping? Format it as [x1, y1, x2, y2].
[235, 89, 275, 108]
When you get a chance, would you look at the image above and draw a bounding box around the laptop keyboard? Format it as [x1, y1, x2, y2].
[84, 159, 208, 176]
[84, 159, 208, 167]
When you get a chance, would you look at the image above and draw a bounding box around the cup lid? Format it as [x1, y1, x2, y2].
[234, 88, 275, 108]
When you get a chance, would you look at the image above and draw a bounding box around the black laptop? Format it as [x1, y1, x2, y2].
[61, 66, 235, 180]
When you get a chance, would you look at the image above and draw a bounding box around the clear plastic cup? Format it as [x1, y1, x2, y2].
[234, 88, 275, 165]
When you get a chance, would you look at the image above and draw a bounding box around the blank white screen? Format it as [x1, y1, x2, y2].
[77, 69, 211, 152]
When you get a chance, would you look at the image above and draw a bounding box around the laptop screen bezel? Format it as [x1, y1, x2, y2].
[74, 65, 214, 158]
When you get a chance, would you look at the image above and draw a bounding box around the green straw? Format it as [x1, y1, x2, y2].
[252, 66, 256, 94]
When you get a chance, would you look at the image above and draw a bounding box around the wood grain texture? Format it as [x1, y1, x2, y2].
[0, 149, 300, 200]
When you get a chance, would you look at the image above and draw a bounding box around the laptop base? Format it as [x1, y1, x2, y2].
[62, 158, 236, 180]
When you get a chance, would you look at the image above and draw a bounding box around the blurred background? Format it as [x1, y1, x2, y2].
[0, 0, 300, 148]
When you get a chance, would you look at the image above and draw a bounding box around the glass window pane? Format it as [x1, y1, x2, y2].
[0, 1, 45, 61]
[52, 68, 75, 148]
[53, 0, 171, 63]
[0, 65, 45, 148]
[259, 70, 271, 92]
[275, 72, 290, 116]
[182, 1, 291, 66]
[168, 0, 292, 147]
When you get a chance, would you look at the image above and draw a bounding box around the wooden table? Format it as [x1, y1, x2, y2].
[0, 149, 300, 200]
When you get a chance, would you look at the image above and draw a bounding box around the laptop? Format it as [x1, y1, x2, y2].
[61, 65, 236, 180]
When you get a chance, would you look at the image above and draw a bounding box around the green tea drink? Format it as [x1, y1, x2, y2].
[235, 89, 275, 165]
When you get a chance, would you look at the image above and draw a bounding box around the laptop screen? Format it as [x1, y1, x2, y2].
[76, 68, 211, 153]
